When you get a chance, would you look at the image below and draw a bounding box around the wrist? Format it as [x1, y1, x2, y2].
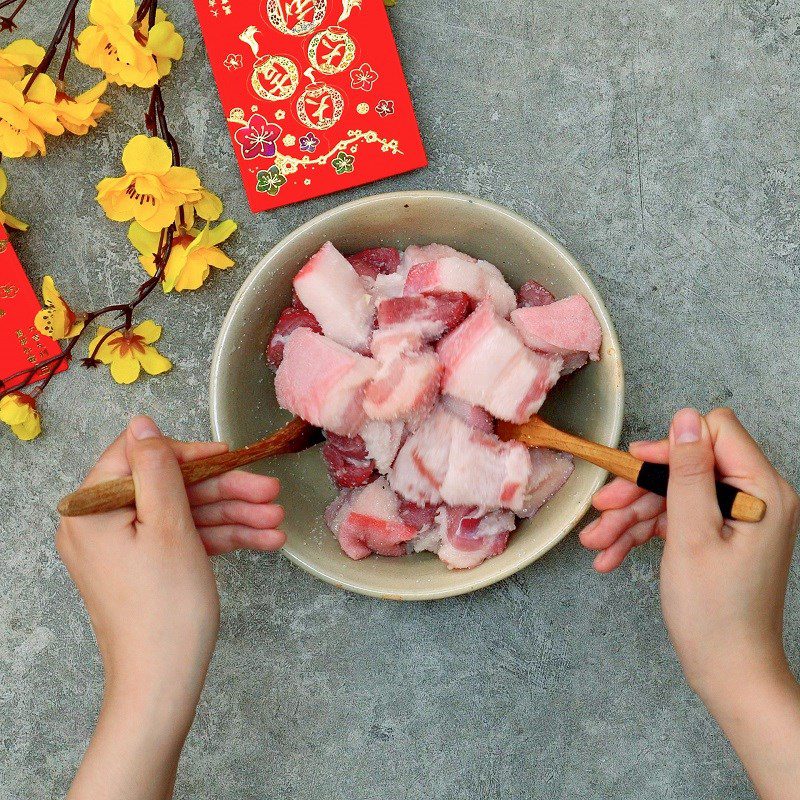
[102, 672, 201, 746]
[692, 647, 796, 715]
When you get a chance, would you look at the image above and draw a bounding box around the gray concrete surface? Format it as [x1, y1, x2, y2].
[2, 1, 799, 797]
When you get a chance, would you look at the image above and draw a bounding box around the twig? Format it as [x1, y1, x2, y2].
[22, 0, 80, 94]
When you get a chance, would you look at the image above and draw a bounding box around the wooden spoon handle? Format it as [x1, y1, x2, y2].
[500, 420, 766, 523]
[57, 418, 319, 517]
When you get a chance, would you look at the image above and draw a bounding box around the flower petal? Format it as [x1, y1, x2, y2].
[121, 135, 172, 175]
[138, 345, 172, 375]
[110, 353, 141, 384]
[133, 319, 162, 344]
[127, 222, 161, 255]
[12, 412, 41, 441]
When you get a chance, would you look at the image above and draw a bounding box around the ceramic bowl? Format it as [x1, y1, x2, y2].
[210, 190, 624, 600]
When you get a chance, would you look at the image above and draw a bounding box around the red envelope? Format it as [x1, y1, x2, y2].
[0, 226, 67, 391]
[192, 0, 427, 212]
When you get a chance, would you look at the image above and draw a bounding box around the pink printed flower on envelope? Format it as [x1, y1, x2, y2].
[375, 99, 395, 117]
[350, 63, 378, 91]
[224, 53, 243, 70]
[234, 114, 282, 160]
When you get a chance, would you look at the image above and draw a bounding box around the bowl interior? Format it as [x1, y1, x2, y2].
[210, 191, 624, 600]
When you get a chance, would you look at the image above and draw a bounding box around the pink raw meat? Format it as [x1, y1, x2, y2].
[439, 424, 534, 513]
[520, 448, 575, 517]
[333, 478, 420, 559]
[389, 406, 536, 513]
[437, 301, 563, 423]
[266, 307, 322, 371]
[369, 328, 424, 360]
[404, 257, 517, 318]
[398, 500, 439, 529]
[400, 243, 476, 271]
[322, 433, 375, 488]
[388, 408, 456, 506]
[360, 420, 404, 473]
[293, 241, 375, 351]
[517, 280, 555, 308]
[347, 247, 401, 281]
[275, 328, 376, 435]
[511, 295, 602, 363]
[363, 351, 441, 422]
[439, 395, 494, 434]
[436, 507, 516, 570]
[377, 292, 470, 341]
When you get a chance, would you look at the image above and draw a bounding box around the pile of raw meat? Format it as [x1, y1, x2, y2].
[267, 242, 602, 570]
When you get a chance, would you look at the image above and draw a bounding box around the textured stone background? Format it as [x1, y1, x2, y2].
[1, 1, 799, 798]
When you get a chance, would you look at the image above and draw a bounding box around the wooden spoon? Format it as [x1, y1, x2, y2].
[59, 413, 766, 524]
[496, 415, 766, 523]
[57, 417, 323, 517]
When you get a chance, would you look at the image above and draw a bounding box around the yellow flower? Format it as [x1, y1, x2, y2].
[88, 320, 172, 384]
[0, 167, 27, 230]
[0, 392, 41, 441]
[34, 276, 85, 339]
[96, 135, 203, 232]
[75, 0, 183, 88]
[179, 186, 222, 229]
[0, 74, 64, 158]
[129, 219, 237, 292]
[0, 39, 45, 83]
[54, 79, 110, 135]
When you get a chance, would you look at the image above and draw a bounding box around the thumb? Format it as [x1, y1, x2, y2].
[667, 408, 722, 546]
[126, 416, 194, 532]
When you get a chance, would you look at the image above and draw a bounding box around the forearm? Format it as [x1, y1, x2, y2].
[701, 660, 800, 800]
[67, 685, 194, 800]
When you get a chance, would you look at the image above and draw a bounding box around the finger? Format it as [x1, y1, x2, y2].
[171, 440, 229, 464]
[667, 408, 722, 545]
[593, 532, 635, 571]
[192, 500, 284, 530]
[705, 407, 780, 489]
[199, 525, 286, 556]
[593, 478, 647, 511]
[580, 491, 666, 550]
[82, 429, 130, 486]
[82, 437, 226, 488]
[187, 470, 281, 507]
[125, 416, 194, 532]
[629, 439, 669, 464]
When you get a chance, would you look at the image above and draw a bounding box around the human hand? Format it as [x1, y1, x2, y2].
[59, 416, 284, 799]
[581, 407, 800, 695]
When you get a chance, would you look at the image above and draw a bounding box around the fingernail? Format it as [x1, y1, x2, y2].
[672, 408, 701, 444]
[130, 416, 161, 440]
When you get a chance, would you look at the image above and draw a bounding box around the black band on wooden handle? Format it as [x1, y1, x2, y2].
[636, 462, 740, 519]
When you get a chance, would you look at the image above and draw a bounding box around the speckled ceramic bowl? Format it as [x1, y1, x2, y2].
[210, 190, 624, 600]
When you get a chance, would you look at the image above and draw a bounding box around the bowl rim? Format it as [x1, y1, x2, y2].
[210, 189, 625, 600]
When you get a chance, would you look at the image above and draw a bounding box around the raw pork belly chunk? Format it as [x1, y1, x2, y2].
[268, 241, 600, 569]
[275, 328, 376, 436]
[389, 406, 536, 514]
[511, 295, 602, 374]
[404, 254, 517, 318]
[436, 507, 517, 570]
[437, 301, 562, 423]
[326, 478, 420, 559]
[363, 351, 441, 423]
[293, 241, 375, 352]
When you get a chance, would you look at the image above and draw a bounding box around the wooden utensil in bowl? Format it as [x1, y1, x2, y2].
[497, 415, 766, 523]
[57, 417, 323, 517]
[59, 413, 766, 524]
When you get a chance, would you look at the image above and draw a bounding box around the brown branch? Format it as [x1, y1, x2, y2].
[22, 0, 80, 94]
[56, 8, 76, 84]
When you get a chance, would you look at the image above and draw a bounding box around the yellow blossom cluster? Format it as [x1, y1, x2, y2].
[2, 0, 234, 442]
[76, 0, 183, 88]
[0, 42, 109, 159]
